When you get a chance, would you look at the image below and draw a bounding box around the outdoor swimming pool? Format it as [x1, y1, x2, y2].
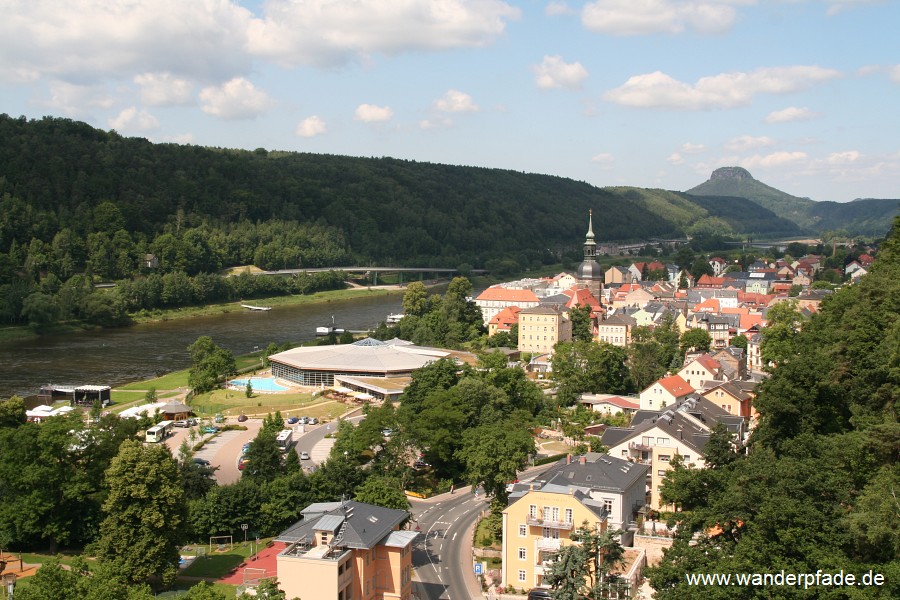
[229, 377, 289, 392]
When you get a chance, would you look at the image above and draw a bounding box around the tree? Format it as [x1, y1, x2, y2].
[551, 340, 632, 405]
[0, 395, 25, 427]
[188, 335, 236, 393]
[243, 426, 284, 482]
[245, 380, 253, 398]
[354, 475, 411, 510]
[401, 281, 428, 317]
[544, 522, 626, 599]
[570, 304, 593, 342]
[678, 328, 711, 356]
[95, 439, 187, 586]
[456, 418, 534, 503]
[759, 300, 803, 371]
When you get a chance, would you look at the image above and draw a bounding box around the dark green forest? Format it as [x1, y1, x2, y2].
[648, 216, 900, 598]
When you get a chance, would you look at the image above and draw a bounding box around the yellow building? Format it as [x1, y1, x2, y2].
[517, 305, 572, 355]
[276, 500, 416, 600]
[501, 453, 648, 591]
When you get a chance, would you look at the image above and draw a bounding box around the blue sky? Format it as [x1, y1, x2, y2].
[1, 1, 897, 202]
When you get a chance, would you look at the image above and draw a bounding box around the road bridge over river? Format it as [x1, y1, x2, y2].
[255, 266, 487, 285]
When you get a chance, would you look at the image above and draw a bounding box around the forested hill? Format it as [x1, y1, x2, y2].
[687, 166, 898, 236]
[1, 114, 795, 269]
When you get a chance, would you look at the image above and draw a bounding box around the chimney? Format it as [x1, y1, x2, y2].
[580, 456, 587, 465]
[677, 428, 683, 440]
[566, 454, 572, 464]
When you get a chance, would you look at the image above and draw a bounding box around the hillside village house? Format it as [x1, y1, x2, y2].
[487, 306, 521, 337]
[474, 286, 540, 326]
[702, 381, 755, 419]
[517, 304, 572, 355]
[677, 355, 722, 389]
[639, 374, 694, 411]
[601, 396, 745, 509]
[597, 314, 636, 347]
[501, 453, 648, 590]
[578, 393, 640, 416]
[275, 500, 415, 600]
[604, 265, 633, 285]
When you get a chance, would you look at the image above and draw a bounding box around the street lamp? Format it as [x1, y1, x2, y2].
[3, 573, 16, 600]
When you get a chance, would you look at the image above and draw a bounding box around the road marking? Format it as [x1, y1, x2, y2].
[452, 532, 457, 541]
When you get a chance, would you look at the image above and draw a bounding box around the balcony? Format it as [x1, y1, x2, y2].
[526, 517, 573, 530]
[535, 537, 562, 551]
[629, 441, 650, 452]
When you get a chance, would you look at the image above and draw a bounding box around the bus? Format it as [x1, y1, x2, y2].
[146, 420, 174, 443]
[276, 429, 294, 452]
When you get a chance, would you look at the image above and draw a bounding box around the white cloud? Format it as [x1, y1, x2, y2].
[680, 142, 706, 154]
[134, 72, 194, 106]
[44, 81, 116, 115]
[603, 66, 841, 109]
[825, 150, 861, 165]
[591, 153, 615, 166]
[248, 0, 521, 68]
[296, 116, 327, 137]
[765, 106, 820, 123]
[546, 1, 576, 16]
[533, 55, 589, 90]
[742, 151, 808, 168]
[825, 0, 882, 17]
[890, 65, 900, 83]
[434, 90, 479, 112]
[108, 107, 160, 132]
[667, 152, 684, 165]
[199, 78, 274, 120]
[0, 1, 254, 84]
[581, 0, 739, 36]
[354, 104, 394, 122]
[725, 135, 775, 152]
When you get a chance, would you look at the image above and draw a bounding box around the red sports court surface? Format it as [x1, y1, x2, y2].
[217, 541, 286, 585]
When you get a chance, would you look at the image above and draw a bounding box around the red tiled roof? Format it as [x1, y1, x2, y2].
[564, 287, 601, 308]
[476, 287, 540, 302]
[489, 306, 521, 330]
[653, 374, 695, 397]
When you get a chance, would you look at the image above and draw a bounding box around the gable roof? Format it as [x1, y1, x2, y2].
[650, 374, 695, 397]
[276, 500, 409, 549]
[476, 287, 540, 303]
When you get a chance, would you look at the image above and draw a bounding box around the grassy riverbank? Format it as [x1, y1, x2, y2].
[0, 285, 407, 345]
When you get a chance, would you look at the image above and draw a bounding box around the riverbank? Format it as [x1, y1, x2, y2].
[0, 285, 409, 345]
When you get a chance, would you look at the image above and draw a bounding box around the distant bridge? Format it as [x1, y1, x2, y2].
[255, 266, 486, 285]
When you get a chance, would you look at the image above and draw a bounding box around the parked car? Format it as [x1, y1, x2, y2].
[381, 428, 393, 437]
[238, 456, 251, 470]
[308, 417, 319, 425]
[527, 589, 551, 600]
[300, 451, 310, 460]
[214, 413, 224, 423]
[242, 442, 252, 455]
[202, 425, 219, 434]
[413, 460, 430, 469]
[237, 414, 248, 422]
[297, 416, 309, 425]
[286, 416, 299, 424]
[192, 457, 210, 467]
[173, 420, 189, 428]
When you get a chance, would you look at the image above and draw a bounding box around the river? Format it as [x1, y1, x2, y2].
[0, 293, 406, 398]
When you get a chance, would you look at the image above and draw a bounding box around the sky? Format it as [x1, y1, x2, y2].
[1, 0, 897, 203]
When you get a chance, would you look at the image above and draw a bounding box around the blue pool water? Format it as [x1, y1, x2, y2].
[229, 377, 289, 392]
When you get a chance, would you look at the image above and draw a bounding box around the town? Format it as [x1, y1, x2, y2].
[2, 209, 894, 600]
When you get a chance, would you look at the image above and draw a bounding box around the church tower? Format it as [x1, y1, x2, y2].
[576, 210, 603, 298]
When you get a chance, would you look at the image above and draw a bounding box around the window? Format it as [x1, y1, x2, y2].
[564, 508, 573, 524]
[518, 570, 527, 582]
[519, 547, 526, 560]
[657, 437, 669, 446]
[683, 454, 691, 462]
[658, 470, 666, 477]
[602, 498, 613, 513]
[659, 454, 671, 462]
[529, 505, 537, 518]
[519, 524, 527, 537]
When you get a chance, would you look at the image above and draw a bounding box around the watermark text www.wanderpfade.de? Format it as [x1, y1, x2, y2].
[686, 569, 885, 590]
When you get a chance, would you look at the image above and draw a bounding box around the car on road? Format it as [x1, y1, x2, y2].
[300, 451, 310, 460]
[192, 457, 210, 466]
[286, 416, 299, 424]
[527, 589, 551, 600]
[202, 425, 219, 434]
[237, 414, 248, 422]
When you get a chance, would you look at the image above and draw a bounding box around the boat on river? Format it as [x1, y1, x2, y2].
[385, 313, 404, 324]
[241, 304, 272, 311]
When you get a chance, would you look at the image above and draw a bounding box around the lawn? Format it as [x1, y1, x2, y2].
[179, 541, 262, 579]
[118, 368, 191, 391]
[190, 389, 348, 420]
